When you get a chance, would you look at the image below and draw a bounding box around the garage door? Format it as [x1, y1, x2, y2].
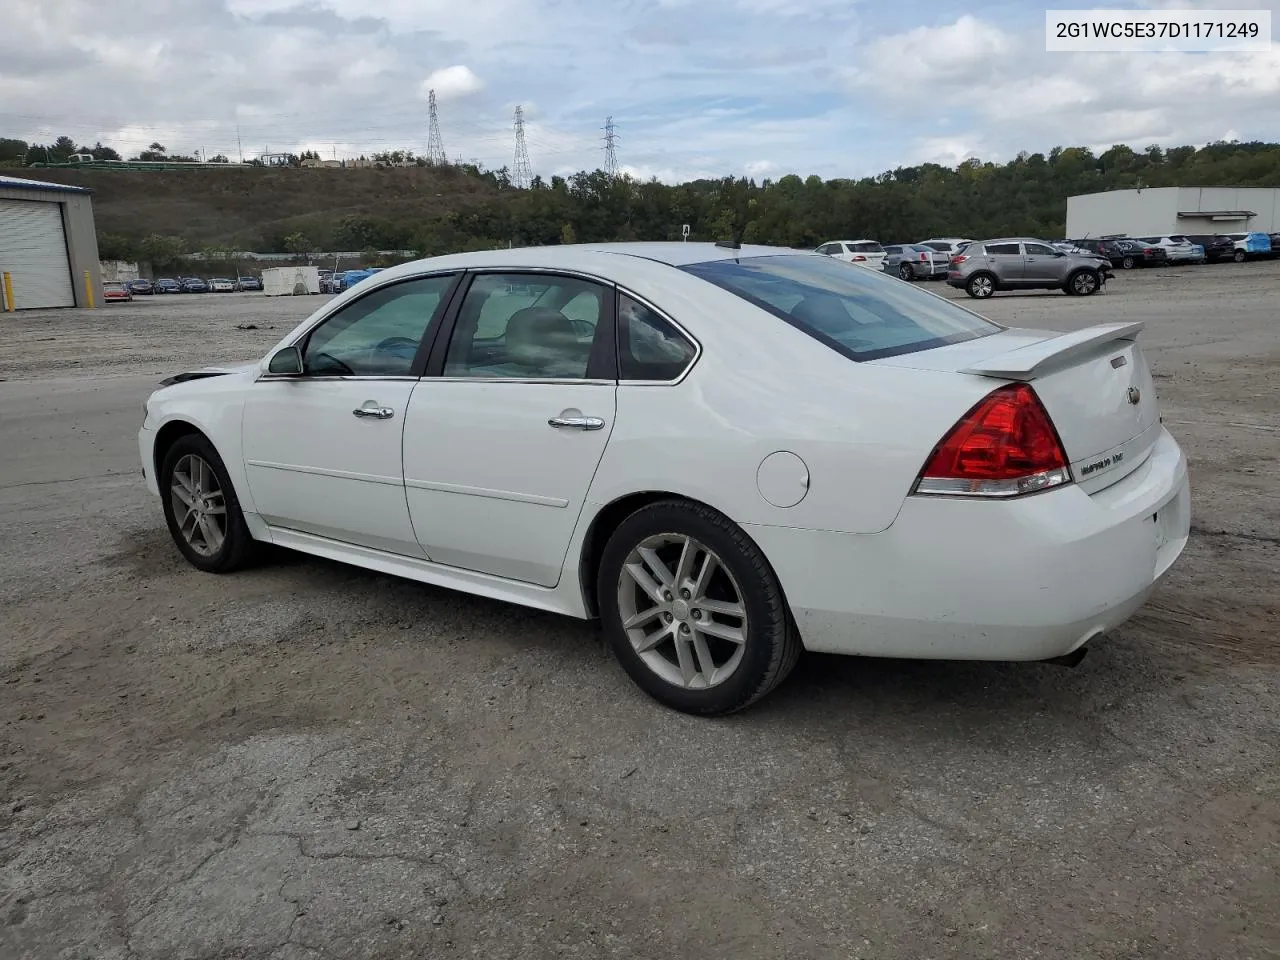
[0, 198, 75, 309]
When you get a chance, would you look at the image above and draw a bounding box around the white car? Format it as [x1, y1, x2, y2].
[918, 238, 974, 258]
[138, 242, 1191, 715]
[816, 239, 887, 270]
[209, 278, 237, 292]
[1137, 236, 1204, 263]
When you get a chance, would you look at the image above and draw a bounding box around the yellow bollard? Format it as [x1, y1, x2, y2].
[84, 270, 95, 308]
[2, 271, 13, 312]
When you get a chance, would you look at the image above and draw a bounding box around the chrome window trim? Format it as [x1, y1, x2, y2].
[255, 374, 423, 383]
[426, 377, 616, 386]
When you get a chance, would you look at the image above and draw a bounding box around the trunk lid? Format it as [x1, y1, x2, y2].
[874, 322, 1161, 493]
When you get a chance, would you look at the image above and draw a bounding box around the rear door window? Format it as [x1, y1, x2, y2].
[682, 254, 1000, 362]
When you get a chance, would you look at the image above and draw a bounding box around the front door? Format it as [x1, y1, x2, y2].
[1021, 241, 1066, 283]
[241, 273, 458, 555]
[403, 271, 617, 587]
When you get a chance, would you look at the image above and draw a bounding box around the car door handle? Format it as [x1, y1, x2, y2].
[548, 416, 605, 430]
[352, 405, 395, 420]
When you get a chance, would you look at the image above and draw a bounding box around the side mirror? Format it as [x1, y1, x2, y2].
[267, 345, 303, 375]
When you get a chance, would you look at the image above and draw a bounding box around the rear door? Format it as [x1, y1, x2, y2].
[979, 241, 1025, 284]
[402, 270, 618, 587]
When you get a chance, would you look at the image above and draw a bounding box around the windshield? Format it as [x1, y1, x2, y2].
[682, 254, 1001, 362]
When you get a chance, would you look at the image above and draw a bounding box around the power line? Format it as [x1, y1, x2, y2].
[603, 116, 619, 178]
[426, 89, 447, 165]
[511, 105, 533, 188]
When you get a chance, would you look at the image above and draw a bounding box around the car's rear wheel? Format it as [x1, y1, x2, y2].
[597, 500, 801, 715]
[1232, 249, 1246, 263]
[1120, 255, 1136, 269]
[965, 273, 995, 299]
[1066, 268, 1100, 296]
[898, 263, 913, 281]
[160, 433, 257, 573]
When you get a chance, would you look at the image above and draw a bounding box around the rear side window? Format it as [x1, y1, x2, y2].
[682, 254, 1000, 363]
[617, 293, 697, 381]
[851, 241, 884, 253]
[984, 242, 1020, 255]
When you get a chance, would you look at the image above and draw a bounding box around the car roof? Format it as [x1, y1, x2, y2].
[366, 242, 813, 281]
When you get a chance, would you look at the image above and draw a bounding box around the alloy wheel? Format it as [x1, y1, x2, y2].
[169, 453, 227, 557]
[1072, 271, 1098, 295]
[616, 533, 748, 690]
[969, 275, 993, 298]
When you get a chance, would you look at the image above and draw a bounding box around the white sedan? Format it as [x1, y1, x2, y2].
[138, 242, 1191, 715]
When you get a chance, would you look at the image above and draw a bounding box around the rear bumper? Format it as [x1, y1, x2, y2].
[748, 427, 1190, 661]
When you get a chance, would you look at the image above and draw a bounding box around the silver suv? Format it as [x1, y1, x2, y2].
[946, 238, 1112, 299]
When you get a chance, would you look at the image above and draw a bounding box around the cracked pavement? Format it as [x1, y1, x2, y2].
[2, 273, 1279, 959]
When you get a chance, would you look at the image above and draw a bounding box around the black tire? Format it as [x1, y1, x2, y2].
[1065, 268, 1100, 296]
[596, 499, 801, 716]
[965, 272, 996, 299]
[898, 263, 913, 281]
[159, 433, 258, 573]
[1120, 255, 1136, 270]
[1232, 249, 1245, 263]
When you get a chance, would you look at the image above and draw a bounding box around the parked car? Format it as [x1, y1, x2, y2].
[209, 278, 237, 292]
[918, 238, 974, 258]
[1070, 238, 1169, 270]
[1137, 236, 1203, 263]
[237, 276, 263, 291]
[154, 278, 182, 294]
[1269, 233, 1280, 258]
[127, 278, 154, 295]
[815, 239, 887, 270]
[1183, 235, 1236, 263]
[136, 241, 1189, 716]
[948, 238, 1111, 298]
[1221, 232, 1273, 261]
[181, 277, 210, 293]
[882, 244, 948, 281]
[102, 280, 132, 302]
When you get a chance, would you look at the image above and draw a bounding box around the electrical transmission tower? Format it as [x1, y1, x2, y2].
[603, 116, 619, 177]
[426, 89, 447, 164]
[511, 105, 533, 189]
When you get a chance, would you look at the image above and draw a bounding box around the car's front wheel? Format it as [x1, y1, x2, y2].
[160, 433, 258, 573]
[1120, 255, 1136, 269]
[898, 263, 913, 281]
[1066, 268, 1100, 296]
[1232, 249, 1246, 263]
[597, 500, 801, 715]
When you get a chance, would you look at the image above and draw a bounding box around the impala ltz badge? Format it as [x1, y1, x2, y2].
[1127, 387, 1141, 405]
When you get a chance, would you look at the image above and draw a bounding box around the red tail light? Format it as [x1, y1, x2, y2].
[950, 254, 968, 265]
[914, 383, 1072, 497]
[920, 251, 929, 261]
[851, 255, 866, 261]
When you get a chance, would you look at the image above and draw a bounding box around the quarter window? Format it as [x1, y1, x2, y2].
[618, 294, 697, 382]
[444, 273, 607, 379]
[301, 274, 455, 376]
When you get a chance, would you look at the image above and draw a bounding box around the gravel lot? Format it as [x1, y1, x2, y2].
[2, 266, 1278, 960]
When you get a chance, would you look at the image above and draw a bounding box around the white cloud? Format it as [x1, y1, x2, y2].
[422, 65, 484, 101]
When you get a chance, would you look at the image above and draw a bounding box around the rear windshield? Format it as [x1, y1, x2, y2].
[921, 241, 952, 251]
[682, 254, 1001, 362]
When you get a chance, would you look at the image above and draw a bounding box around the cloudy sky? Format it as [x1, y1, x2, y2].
[2, 0, 1278, 182]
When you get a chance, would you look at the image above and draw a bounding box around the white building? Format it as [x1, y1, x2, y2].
[1065, 186, 1280, 239]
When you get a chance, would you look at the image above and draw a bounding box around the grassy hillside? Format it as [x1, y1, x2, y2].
[17, 165, 502, 251]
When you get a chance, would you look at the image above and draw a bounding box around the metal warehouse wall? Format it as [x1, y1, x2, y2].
[0, 186, 102, 309]
[1065, 188, 1181, 238]
[1177, 187, 1280, 233]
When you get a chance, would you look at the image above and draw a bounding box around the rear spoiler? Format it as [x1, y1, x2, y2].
[959, 322, 1144, 380]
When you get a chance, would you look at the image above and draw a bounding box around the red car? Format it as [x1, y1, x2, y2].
[103, 280, 133, 303]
